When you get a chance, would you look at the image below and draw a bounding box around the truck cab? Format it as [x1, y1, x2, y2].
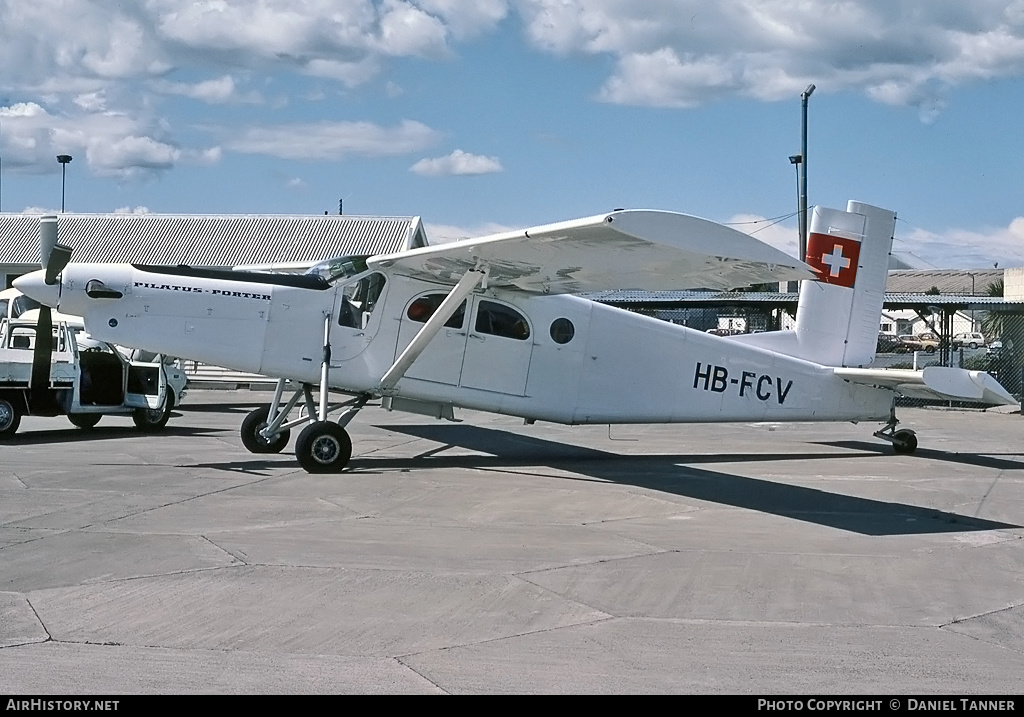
[0, 317, 178, 438]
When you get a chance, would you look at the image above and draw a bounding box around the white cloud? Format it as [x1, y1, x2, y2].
[224, 119, 439, 160]
[416, 0, 508, 39]
[151, 75, 263, 104]
[73, 91, 108, 113]
[0, 100, 219, 179]
[375, 0, 450, 58]
[410, 149, 503, 176]
[727, 214, 801, 260]
[424, 220, 521, 243]
[729, 213, 1024, 269]
[516, 0, 1024, 114]
[597, 48, 737, 108]
[897, 218, 1024, 269]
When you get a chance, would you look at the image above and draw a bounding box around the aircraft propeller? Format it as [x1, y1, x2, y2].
[30, 217, 73, 395]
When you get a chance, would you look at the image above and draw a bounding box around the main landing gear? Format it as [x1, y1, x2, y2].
[239, 378, 369, 473]
[873, 408, 918, 455]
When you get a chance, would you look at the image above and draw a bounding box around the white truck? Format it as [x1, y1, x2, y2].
[0, 316, 186, 438]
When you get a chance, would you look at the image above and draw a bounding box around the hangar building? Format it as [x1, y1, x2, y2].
[0, 212, 428, 288]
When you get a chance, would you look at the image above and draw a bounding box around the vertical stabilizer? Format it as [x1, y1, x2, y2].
[731, 201, 895, 367]
[796, 201, 895, 367]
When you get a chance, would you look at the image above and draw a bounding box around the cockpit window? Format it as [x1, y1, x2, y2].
[337, 272, 387, 329]
[306, 255, 372, 284]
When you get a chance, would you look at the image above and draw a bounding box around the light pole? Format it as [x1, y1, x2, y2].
[56, 154, 72, 212]
[798, 84, 815, 263]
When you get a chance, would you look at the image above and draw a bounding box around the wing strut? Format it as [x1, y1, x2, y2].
[377, 264, 487, 392]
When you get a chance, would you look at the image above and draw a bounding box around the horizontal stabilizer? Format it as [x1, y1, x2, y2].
[370, 210, 812, 294]
[835, 366, 1018, 406]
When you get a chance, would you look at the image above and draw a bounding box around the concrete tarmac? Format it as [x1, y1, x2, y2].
[1, 391, 1023, 694]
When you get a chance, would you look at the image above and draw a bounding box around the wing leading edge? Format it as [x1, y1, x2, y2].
[369, 210, 812, 293]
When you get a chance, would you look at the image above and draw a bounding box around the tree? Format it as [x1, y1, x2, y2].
[981, 278, 1004, 341]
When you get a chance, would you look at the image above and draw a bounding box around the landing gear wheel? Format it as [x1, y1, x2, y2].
[892, 429, 918, 454]
[295, 421, 352, 473]
[68, 413, 101, 430]
[241, 406, 291, 454]
[133, 396, 172, 432]
[0, 398, 21, 439]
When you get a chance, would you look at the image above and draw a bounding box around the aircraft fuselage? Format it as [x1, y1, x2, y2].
[22, 262, 893, 426]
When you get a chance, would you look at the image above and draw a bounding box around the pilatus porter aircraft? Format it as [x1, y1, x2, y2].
[15, 201, 1016, 473]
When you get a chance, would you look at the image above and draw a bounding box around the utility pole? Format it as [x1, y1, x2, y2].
[798, 84, 815, 262]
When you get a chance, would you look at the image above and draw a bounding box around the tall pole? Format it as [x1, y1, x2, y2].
[798, 84, 815, 263]
[57, 154, 72, 212]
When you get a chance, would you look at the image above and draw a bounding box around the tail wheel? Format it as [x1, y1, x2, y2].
[295, 421, 352, 473]
[241, 406, 291, 454]
[133, 395, 172, 432]
[892, 429, 918, 455]
[0, 398, 21, 439]
[68, 413, 101, 429]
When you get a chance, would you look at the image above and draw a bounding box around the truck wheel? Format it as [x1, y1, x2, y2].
[240, 406, 290, 454]
[0, 398, 21, 439]
[68, 413, 101, 430]
[133, 397, 172, 432]
[295, 421, 351, 473]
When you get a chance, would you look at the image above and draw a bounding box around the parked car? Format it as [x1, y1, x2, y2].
[952, 332, 985, 350]
[898, 333, 939, 353]
[876, 333, 903, 353]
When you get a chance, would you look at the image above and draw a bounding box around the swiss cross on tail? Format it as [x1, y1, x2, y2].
[805, 232, 861, 288]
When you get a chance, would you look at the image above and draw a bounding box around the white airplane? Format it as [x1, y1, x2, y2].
[15, 202, 1016, 473]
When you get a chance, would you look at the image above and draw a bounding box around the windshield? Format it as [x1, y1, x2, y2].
[11, 295, 41, 318]
[305, 255, 372, 284]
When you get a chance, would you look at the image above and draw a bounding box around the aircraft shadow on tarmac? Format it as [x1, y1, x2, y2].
[359, 423, 1021, 537]
[819, 440, 1024, 472]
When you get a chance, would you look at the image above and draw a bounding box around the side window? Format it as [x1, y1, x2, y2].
[475, 300, 530, 340]
[406, 294, 465, 329]
[338, 272, 387, 329]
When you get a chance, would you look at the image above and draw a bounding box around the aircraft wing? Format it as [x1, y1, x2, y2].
[369, 210, 812, 293]
[834, 366, 1018, 406]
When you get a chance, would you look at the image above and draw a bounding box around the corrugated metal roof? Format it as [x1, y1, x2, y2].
[0, 213, 424, 268]
[886, 268, 1004, 295]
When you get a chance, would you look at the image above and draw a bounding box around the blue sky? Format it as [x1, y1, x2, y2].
[1, 1, 1023, 269]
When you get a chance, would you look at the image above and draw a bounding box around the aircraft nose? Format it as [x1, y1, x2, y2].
[13, 269, 60, 308]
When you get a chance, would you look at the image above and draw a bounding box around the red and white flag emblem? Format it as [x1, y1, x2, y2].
[805, 233, 860, 288]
